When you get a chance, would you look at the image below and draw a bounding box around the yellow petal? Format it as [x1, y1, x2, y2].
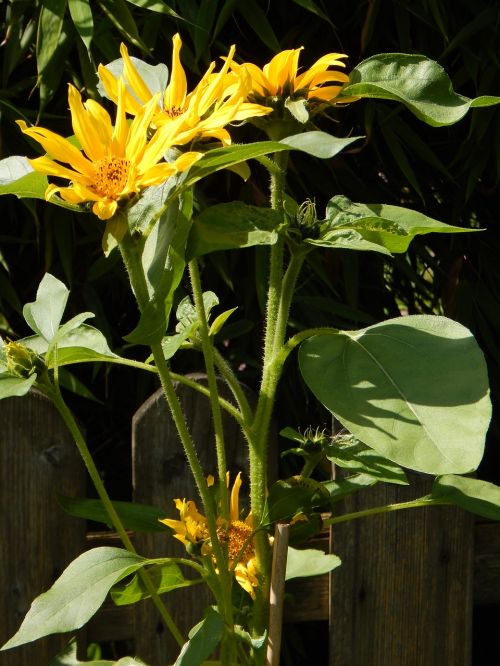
[84, 99, 113, 151]
[126, 93, 160, 163]
[18, 121, 94, 177]
[136, 162, 177, 187]
[98, 64, 143, 116]
[120, 42, 154, 105]
[28, 156, 91, 184]
[230, 472, 242, 522]
[163, 33, 187, 112]
[263, 48, 301, 93]
[112, 78, 129, 152]
[68, 85, 106, 162]
[92, 199, 118, 220]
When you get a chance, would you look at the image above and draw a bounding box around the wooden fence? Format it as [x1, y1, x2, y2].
[1, 383, 499, 666]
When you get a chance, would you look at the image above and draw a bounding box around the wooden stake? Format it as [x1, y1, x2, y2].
[266, 522, 290, 666]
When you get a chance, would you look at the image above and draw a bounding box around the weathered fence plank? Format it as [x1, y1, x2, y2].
[329, 473, 474, 666]
[0, 391, 87, 666]
[131, 377, 253, 666]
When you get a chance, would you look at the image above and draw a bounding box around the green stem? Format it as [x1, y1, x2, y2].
[50, 386, 185, 647]
[213, 348, 254, 428]
[188, 259, 229, 519]
[325, 496, 452, 526]
[118, 230, 234, 631]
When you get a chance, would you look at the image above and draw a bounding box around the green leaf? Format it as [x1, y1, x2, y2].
[0, 156, 48, 199]
[325, 434, 408, 485]
[0, 373, 37, 399]
[37, 0, 67, 78]
[57, 495, 166, 532]
[266, 478, 330, 523]
[24, 324, 118, 367]
[125, 191, 193, 345]
[285, 547, 341, 580]
[237, 0, 281, 52]
[98, 0, 148, 51]
[161, 325, 198, 360]
[280, 132, 363, 159]
[68, 0, 94, 50]
[23, 273, 69, 342]
[209, 308, 237, 337]
[285, 98, 309, 123]
[307, 228, 393, 256]
[432, 475, 500, 521]
[324, 473, 379, 503]
[123, 0, 183, 18]
[174, 607, 225, 666]
[315, 195, 473, 254]
[339, 53, 500, 127]
[111, 563, 199, 605]
[1, 548, 146, 650]
[187, 202, 280, 259]
[299, 315, 491, 475]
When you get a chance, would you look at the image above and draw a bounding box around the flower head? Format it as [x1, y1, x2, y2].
[232, 47, 357, 119]
[98, 35, 272, 146]
[17, 82, 202, 220]
[160, 472, 259, 598]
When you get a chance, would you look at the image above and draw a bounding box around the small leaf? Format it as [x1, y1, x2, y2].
[432, 475, 500, 521]
[285, 547, 341, 580]
[280, 132, 363, 159]
[111, 563, 199, 605]
[339, 53, 500, 127]
[98, 58, 169, 104]
[209, 308, 237, 337]
[0, 373, 37, 399]
[24, 325, 118, 367]
[23, 273, 69, 342]
[285, 98, 309, 123]
[1, 548, 146, 650]
[50, 636, 149, 664]
[174, 607, 225, 666]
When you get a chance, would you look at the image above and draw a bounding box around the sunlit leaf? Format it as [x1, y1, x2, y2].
[339, 53, 500, 126]
[299, 316, 491, 475]
[286, 547, 341, 580]
[432, 475, 500, 521]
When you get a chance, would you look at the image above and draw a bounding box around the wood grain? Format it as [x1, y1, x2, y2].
[0, 391, 87, 666]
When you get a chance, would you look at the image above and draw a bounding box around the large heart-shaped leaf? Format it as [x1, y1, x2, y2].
[1, 548, 146, 650]
[339, 53, 500, 127]
[299, 315, 491, 475]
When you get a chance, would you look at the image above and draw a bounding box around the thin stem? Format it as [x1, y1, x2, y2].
[213, 348, 254, 428]
[50, 386, 185, 647]
[325, 496, 452, 526]
[188, 259, 229, 519]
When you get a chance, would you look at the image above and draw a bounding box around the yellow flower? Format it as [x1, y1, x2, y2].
[233, 47, 356, 107]
[98, 34, 272, 146]
[17, 82, 202, 220]
[160, 472, 259, 598]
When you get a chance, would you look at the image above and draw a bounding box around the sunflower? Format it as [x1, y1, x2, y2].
[98, 34, 272, 146]
[17, 81, 202, 220]
[160, 472, 259, 598]
[232, 47, 357, 112]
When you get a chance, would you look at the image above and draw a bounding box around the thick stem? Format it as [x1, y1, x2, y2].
[188, 259, 229, 519]
[50, 387, 184, 647]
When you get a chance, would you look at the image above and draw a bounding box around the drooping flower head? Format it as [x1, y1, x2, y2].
[231, 47, 358, 125]
[98, 34, 272, 146]
[17, 81, 202, 220]
[160, 472, 259, 598]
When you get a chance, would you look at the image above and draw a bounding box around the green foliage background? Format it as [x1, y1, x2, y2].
[0, 1, 499, 658]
